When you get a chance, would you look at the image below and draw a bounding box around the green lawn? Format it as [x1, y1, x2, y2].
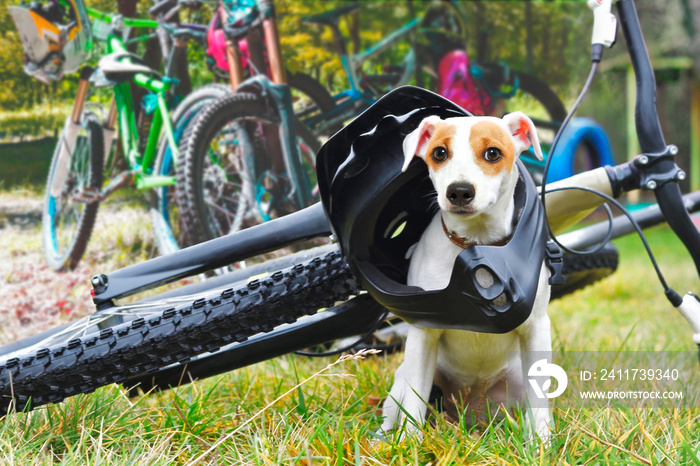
[0, 224, 699, 464]
[0, 137, 57, 188]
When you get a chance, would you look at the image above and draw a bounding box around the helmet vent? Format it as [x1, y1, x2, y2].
[493, 293, 508, 308]
[384, 212, 408, 239]
[475, 267, 495, 289]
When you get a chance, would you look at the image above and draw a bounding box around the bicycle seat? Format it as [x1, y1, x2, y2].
[303, 3, 359, 26]
[100, 52, 153, 76]
[91, 52, 155, 87]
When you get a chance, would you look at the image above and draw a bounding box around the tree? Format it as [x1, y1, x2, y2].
[683, 0, 700, 78]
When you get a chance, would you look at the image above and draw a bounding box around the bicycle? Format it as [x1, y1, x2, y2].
[150, 0, 338, 252]
[0, 0, 698, 418]
[8, 0, 224, 271]
[170, 0, 338, 248]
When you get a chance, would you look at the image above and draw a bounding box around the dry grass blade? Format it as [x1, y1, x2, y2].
[186, 348, 381, 465]
[576, 421, 651, 465]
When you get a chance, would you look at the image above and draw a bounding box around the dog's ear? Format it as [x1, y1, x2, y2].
[502, 112, 543, 161]
[402, 115, 442, 172]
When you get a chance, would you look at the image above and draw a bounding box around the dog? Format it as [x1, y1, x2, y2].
[379, 112, 553, 442]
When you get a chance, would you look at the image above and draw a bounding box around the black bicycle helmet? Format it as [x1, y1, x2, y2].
[316, 86, 549, 334]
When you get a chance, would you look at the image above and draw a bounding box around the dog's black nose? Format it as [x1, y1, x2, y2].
[446, 182, 476, 206]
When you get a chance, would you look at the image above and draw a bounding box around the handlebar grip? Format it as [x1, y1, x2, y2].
[149, 0, 176, 17]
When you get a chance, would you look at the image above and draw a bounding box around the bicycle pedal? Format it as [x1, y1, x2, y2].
[71, 187, 101, 204]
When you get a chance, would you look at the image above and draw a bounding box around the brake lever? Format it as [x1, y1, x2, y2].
[588, 0, 618, 48]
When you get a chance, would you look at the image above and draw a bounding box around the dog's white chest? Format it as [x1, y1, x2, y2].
[436, 329, 519, 386]
[406, 215, 463, 290]
[406, 214, 521, 386]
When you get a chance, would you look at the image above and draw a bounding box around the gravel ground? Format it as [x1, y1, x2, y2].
[0, 189, 160, 345]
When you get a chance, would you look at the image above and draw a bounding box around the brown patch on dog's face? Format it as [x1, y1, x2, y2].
[424, 122, 456, 172]
[469, 121, 515, 176]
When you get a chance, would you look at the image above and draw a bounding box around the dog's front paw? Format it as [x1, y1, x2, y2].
[380, 395, 400, 433]
[380, 393, 426, 441]
[527, 408, 552, 447]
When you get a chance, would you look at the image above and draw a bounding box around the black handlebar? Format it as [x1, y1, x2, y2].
[617, 0, 700, 277]
[148, 0, 177, 18]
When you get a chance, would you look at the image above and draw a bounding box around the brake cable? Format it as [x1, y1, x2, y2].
[540, 43, 682, 306]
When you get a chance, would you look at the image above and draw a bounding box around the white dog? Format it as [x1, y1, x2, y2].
[380, 112, 553, 442]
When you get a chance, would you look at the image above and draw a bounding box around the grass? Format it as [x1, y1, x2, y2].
[0, 137, 57, 188]
[0, 105, 69, 141]
[1, 189, 699, 463]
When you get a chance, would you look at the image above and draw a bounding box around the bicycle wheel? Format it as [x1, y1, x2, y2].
[551, 242, 619, 300]
[514, 71, 567, 124]
[287, 71, 339, 137]
[150, 83, 232, 255]
[0, 248, 359, 415]
[177, 92, 321, 247]
[42, 113, 104, 271]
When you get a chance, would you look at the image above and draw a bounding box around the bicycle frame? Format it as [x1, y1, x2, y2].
[93, 36, 179, 195]
[302, 10, 420, 137]
[219, 0, 314, 210]
[67, 7, 202, 199]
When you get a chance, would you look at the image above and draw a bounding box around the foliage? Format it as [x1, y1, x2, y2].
[0, 1, 597, 115]
[0, 0, 695, 137]
[0, 103, 69, 136]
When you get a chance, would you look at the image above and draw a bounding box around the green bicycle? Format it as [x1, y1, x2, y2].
[10, 0, 206, 271]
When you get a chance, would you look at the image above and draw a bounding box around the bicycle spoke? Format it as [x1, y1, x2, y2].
[48, 131, 95, 256]
[204, 199, 237, 224]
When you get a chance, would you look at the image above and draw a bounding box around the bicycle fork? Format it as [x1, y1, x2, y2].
[49, 66, 94, 198]
[235, 86, 312, 213]
[263, 4, 310, 209]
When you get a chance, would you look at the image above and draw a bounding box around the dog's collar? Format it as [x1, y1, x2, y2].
[441, 216, 510, 249]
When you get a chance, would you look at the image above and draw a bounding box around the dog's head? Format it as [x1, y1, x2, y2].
[402, 113, 542, 217]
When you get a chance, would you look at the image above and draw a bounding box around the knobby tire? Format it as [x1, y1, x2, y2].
[0, 249, 359, 415]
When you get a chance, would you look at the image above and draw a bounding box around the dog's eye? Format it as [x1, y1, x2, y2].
[432, 146, 448, 162]
[484, 147, 502, 162]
